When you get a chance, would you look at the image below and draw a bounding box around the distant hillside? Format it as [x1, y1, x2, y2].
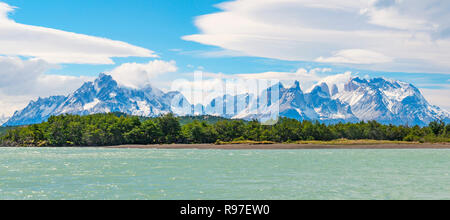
[110, 112, 236, 125]
[178, 115, 240, 125]
[0, 126, 18, 136]
[118, 113, 236, 125]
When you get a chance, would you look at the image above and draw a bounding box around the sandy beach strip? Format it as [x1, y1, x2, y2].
[105, 143, 450, 150]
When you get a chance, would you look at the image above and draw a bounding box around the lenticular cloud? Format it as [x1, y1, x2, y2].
[0, 2, 156, 64]
[184, 0, 450, 73]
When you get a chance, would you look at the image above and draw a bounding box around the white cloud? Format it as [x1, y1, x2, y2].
[316, 49, 393, 64]
[315, 71, 353, 93]
[0, 93, 31, 120]
[35, 74, 93, 96]
[0, 56, 92, 116]
[231, 68, 330, 91]
[183, 0, 450, 73]
[170, 68, 334, 105]
[109, 60, 178, 89]
[420, 88, 450, 112]
[0, 2, 156, 64]
[0, 2, 14, 20]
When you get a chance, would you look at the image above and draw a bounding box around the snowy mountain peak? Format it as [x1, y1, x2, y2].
[310, 83, 331, 98]
[334, 76, 449, 125]
[2, 73, 449, 127]
[95, 73, 117, 89]
[3, 74, 191, 126]
[292, 80, 301, 89]
[267, 82, 285, 92]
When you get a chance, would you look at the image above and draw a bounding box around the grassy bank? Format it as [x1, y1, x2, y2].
[292, 139, 418, 145]
[214, 139, 442, 145]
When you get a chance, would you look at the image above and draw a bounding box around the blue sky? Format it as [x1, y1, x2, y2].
[2, 0, 344, 76]
[0, 0, 449, 116]
[3, 0, 228, 75]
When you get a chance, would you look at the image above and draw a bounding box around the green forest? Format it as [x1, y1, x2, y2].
[1, 113, 449, 147]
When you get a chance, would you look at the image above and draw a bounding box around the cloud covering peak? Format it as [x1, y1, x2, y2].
[109, 60, 178, 89]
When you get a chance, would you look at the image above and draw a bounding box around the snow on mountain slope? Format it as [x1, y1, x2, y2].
[3, 96, 67, 126]
[305, 82, 357, 122]
[233, 82, 285, 122]
[219, 76, 447, 126]
[232, 81, 358, 123]
[323, 77, 450, 126]
[205, 93, 253, 118]
[3, 74, 191, 126]
[2, 73, 448, 126]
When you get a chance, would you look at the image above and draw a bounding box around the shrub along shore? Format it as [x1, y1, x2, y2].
[1, 113, 449, 147]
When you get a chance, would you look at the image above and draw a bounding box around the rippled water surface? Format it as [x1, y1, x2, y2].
[0, 148, 448, 200]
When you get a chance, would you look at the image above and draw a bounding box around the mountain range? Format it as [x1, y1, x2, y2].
[3, 73, 449, 126]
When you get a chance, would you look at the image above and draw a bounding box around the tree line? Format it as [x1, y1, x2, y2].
[1, 113, 449, 147]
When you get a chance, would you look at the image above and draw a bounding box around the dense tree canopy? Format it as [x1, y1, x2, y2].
[1, 113, 449, 147]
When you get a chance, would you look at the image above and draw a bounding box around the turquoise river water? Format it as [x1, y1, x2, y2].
[0, 148, 449, 200]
